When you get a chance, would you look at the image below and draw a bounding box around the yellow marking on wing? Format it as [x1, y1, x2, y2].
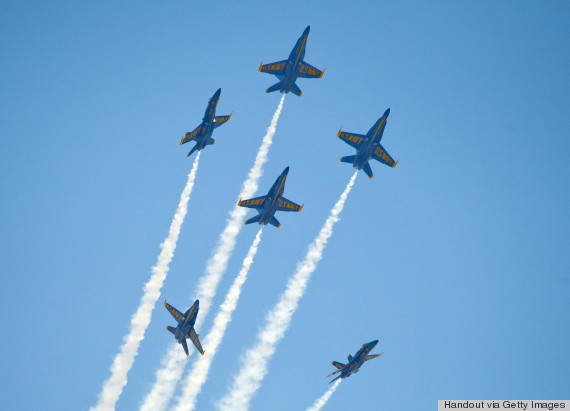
[337, 127, 342, 137]
[340, 157, 344, 162]
[319, 68, 326, 78]
[370, 173, 374, 178]
[392, 159, 399, 168]
[299, 204, 304, 212]
[259, 61, 263, 71]
[265, 88, 270, 93]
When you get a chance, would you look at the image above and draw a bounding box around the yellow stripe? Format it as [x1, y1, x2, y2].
[368, 116, 386, 149]
[293, 35, 307, 69]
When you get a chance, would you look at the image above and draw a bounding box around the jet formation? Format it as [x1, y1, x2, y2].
[238, 166, 303, 228]
[326, 340, 384, 384]
[180, 88, 232, 158]
[259, 26, 325, 96]
[165, 299, 205, 356]
[338, 108, 398, 178]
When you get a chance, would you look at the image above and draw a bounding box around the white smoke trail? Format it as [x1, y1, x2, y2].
[217, 172, 358, 411]
[306, 379, 342, 411]
[173, 228, 263, 411]
[140, 95, 285, 411]
[91, 152, 202, 411]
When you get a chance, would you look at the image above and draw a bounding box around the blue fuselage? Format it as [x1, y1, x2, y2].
[340, 340, 378, 378]
[194, 90, 220, 150]
[276, 28, 309, 93]
[257, 167, 288, 225]
[353, 110, 389, 170]
[174, 301, 199, 343]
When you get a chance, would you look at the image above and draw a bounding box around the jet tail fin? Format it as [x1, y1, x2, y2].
[340, 155, 356, 164]
[166, 326, 176, 335]
[269, 216, 281, 228]
[362, 162, 374, 178]
[290, 82, 302, 96]
[187, 144, 199, 158]
[244, 215, 262, 225]
[266, 82, 282, 94]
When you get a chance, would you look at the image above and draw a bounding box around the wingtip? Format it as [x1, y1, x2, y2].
[337, 127, 342, 137]
[340, 157, 344, 162]
[299, 204, 304, 212]
[370, 173, 374, 178]
[202, 351, 205, 356]
[265, 88, 270, 93]
[277, 224, 281, 228]
[259, 61, 263, 71]
[319, 68, 326, 78]
[392, 159, 399, 168]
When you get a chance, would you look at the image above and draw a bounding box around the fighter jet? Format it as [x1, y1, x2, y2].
[164, 299, 205, 356]
[326, 340, 383, 384]
[238, 167, 303, 228]
[258, 26, 325, 96]
[180, 88, 232, 157]
[337, 108, 398, 178]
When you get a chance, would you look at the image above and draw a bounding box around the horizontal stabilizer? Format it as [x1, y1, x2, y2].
[187, 144, 199, 158]
[266, 82, 282, 94]
[269, 216, 280, 228]
[244, 215, 262, 225]
[332, 361, 345, 369]
[290, 82, 302, 96]
[340, 155, 356, 164]
[328, 375, 342, 384]
[181, 339, 189, 356]
[166, 326, 176, 335]
[362, 162, 374, 178]
[206, 138, 215, 146]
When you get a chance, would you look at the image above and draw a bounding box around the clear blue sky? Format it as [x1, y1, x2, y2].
[1, 1, 569, 410]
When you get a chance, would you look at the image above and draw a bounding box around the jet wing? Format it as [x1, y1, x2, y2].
[180, 124, 203, 145]
[259, 60, 288, 75]
[238, 196, 267, 209]
[276, 197, 303, 212]
[371, 144, 398, 168]
[213, 113, 232, 129]
[337, 129, 366, 150]
[164, 300, 185, 324]
[188, 327, 205, 356]
[364, 352, 384, 361]
[297, 61, 325, 78]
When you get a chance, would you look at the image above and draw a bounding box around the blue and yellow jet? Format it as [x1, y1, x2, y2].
[180, 88, 232, 157]
[337, 108, 398, 178]
[238, 167, 303, 228]
[259, 26, 325, 96]
[326, 340, 384, 384]
[164, 299, 205, 356]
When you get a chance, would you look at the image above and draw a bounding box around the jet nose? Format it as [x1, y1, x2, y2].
[304, 26, 310, 35]
[214, 88, 221, 97]
[283, 166, 290, 174]
[371, 340, 379, 346]
[384, 108, 390, 117]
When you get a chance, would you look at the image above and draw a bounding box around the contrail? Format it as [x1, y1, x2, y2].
[173, 228, 263, 411]
[140, 95, 285, 411]
[217, 172, 358, 411]
[91, 152, 201, 411]
[306, 379, 342, 411]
